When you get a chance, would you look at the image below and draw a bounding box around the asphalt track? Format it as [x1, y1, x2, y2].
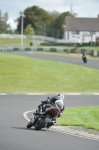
[0, 95, 99, 150]
[0, 52, 99, 150]
[3, 51, 99, 69]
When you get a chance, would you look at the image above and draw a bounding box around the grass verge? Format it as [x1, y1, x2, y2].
[56, 106, 99, 131]
[0, 53, 99, 93]
[0, 38, 32, 44]
[34, 51, 99, 60]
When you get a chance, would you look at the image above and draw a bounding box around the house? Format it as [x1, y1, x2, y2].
[64, 16, 99, 44]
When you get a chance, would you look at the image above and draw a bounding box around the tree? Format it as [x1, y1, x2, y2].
[0, 10, 10, 33]
[24, 24, 35, 35]
[17, 5, 54, 34]
[52, 11, 75, 38]
[24, 24, 35, 40]
[48, 10, 60, 20]
[52, 11, 75, 29]
[16, 5, 77, 38]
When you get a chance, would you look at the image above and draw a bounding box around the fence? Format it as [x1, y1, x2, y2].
[0, 47, 99, 57]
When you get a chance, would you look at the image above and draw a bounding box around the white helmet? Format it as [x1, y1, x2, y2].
[55, 93, 64, 109]
[55, 99, 64, 109]
[56, 93, 64, 100]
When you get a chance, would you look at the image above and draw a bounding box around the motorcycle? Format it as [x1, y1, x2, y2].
[26, 100, 59, 130]
[82, 56, 87, 63]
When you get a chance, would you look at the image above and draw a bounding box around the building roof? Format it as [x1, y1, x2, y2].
[66, 16, 99, 32]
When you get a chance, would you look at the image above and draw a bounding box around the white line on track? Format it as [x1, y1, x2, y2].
[0, 93, 99, 95]
[50, 128, 99, 141]
[23, 111, 32, 122]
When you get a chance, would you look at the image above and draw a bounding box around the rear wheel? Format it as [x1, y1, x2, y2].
[35, 115, 51, 130]
[83, 57, 87, 63]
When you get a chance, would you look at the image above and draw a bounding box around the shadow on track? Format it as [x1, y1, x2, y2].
[11, 127, 47, 131]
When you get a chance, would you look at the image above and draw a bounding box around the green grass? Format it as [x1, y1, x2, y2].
[56, 106, 99, 131]
[0, 38, 32, 44]
[78, 46, 99, 51]
[0, 38, 46, 45]
[35, 51, 99, 60]
[0, 53, 99, 93]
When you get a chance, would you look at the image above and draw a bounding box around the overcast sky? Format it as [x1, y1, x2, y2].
[0, 0, 99, 30]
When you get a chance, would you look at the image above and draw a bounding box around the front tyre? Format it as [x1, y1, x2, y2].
[27, 122, 33, 128]
[35, 115, 51, 130]
[85, 58, 87, 63]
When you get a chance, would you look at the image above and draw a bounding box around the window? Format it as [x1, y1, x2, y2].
[71, 31, 80, 35]
[90, 32, 95, 35]
[76, 31, 80, 35]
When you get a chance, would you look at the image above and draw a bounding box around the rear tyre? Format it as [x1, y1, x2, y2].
[82, 58, 87, 63]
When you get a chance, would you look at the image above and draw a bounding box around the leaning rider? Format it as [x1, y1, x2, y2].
[82, 51, 87, 58]
[37, 93, 65, 128]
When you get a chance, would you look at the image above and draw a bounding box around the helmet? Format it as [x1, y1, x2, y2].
[55, 93, 64, 109]
[83, 51, 86, 55]
[56, 93, 64, 100]
[55, 99, 64, 109]
[49, 93, 64, 106]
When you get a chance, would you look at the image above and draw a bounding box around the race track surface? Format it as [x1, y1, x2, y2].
[0, 95, 99, 150]
[2, 51, 99, 69]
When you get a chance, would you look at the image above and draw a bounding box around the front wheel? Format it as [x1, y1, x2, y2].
[83, 57, 87, 63]
[27, 122, 33, 128]
[35, 115, 51, 130]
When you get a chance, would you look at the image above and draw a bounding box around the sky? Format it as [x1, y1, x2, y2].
[0, 0, 99, 30]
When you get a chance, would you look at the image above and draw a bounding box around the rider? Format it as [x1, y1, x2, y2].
[37, 93, 65, 128]
[82, 51, 87, 58]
